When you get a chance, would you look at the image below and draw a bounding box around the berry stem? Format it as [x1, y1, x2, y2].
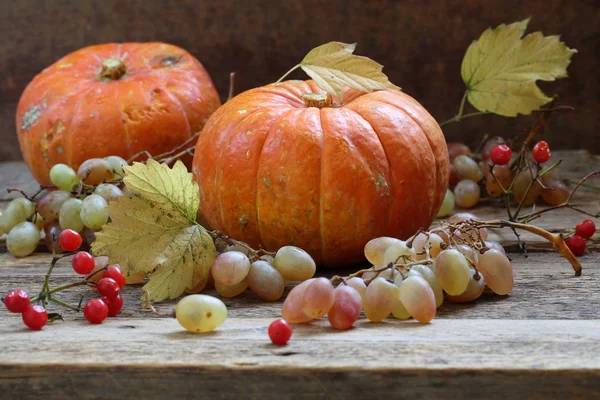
[48, 296, 81, 311]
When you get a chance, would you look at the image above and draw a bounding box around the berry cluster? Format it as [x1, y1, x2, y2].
[565, 219, 596, 256]
[2, 229, 126, 330]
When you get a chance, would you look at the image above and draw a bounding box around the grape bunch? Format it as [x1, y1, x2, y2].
[2, 229, 126, 330]
[0, 156, 128, 258]
[439, 138, 570, 217]
[279, 213, 512, 330]
[188, 241, 317, 301]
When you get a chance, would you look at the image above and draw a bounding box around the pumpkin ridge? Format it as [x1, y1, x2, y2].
[315, 108, 326, 265]
[115, 80, 132, 157]
[364, 97, 441, 222]
[254, 107, 300, 252]
[161, 83, 193, 138]
[65, 84, 98, 170]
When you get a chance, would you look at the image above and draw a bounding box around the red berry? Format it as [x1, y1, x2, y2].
[103, 265, 126, 288]
[102, 295, 124, 317]
[3, 289, 30, 313]
[97, 278, 120, 298]
[22, 305, 48, 330]
[575, 220, 596, 239]
[268, 319, 292, 346]
[532, 141, 551, 164]
[490, 145, 512, 166]
[83, 298, 109, 324]
[565, 235, 586, 257]
[72, 251, 95, 275]
[58, 229, 82, 252]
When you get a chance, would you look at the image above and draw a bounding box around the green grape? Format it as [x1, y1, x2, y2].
[447, 269, 485, 303]
[36, 190, 72, 222]
[406, 264, 444, 308]
[437, 189, 455, 218]
[344, 277, 367, 302]
[382, 240, 412, 265]
[80, 194, 108, 229]
[104, 156, 128, 180]
[273, 246, 316, 281]
[77, 158, 113, 185]
[0, 198, 35, 233]
[391, 298, 411, 320]
[7, 221, 40, 257]
[364, 236, 403, 266]
[175, 295, 227, 333]
[94, 184, 124, 203]
[434, 249, 471, 296]
[49, 164, 80, 191]
[453, 155, 483, 182]
[247, 260, 285, 301]
[454, 179, 480, 209]
[59, 198, 84, 232]
[363, 277, 399, 322]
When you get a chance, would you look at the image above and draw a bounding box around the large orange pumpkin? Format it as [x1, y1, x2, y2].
[193, 80, 449, 266]
[17, 42, 221, 185]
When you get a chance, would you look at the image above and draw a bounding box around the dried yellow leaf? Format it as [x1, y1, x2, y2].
[461, 19, 576, 117]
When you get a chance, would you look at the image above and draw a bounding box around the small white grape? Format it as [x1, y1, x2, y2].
[7, 221, 40, 257]
[80, 194, 109, 230]
[273, 246, 316, 281]
[49, 164, 80, 191]
[175, 295, 227, 333]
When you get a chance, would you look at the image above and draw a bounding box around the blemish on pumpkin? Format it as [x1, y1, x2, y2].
[161, 56, 181, 66]
[55, 120, 65, 133]
[56, 145, 64, 154]
[246, 150, 251, 159]
[374, 173, 390, 197]
[245, 130, 253, 135]
[237, 109, 247, 114]
[238, 215, 248, 229]
[58, 63, 73, 69]
[263, 177, 271, 188]
[21, 105, 42, 131]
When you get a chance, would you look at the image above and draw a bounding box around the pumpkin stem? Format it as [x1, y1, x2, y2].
[302, 93, 334, 109]
[99, 58, 127, 80]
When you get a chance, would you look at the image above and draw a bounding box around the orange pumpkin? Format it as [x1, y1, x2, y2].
[16, 42, 221, 185]
[193, 80, 449, 266]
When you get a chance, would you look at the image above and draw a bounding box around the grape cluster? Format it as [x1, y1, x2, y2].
[439, 138, 568, 217]
[189, 242, 317, 301]
[279, 213, 511, 330]
[0, 156, 128, 258]
[2, 229, 125, 330]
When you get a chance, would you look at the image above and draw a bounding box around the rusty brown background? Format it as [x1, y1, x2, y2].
[1, 0, 598, 162]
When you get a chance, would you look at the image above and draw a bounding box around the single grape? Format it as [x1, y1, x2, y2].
[484, 241, 506, 255]
[7, 222, 40, 257]
[437, 189, 455, 218]
[211, 251, 251, 286]
[447, 142, 472, 160]
[398, 275, 436, 323]
[80, 194, 109, 230]
[77, 158, 113, 185]
[104, 156, 128, 180]
[72, 251, 95, 274]
[427, 233, 445, 258]
[382, 240, 412, 265]
[215, 279, 248, 297]
[102, 295, 124, 317]
[176, 294, 227, 333]
[406, 264, 444, 308]
[344, 277, 367, 302]
[453, 155, 483, 182]
[59, 198, 84, 232]
[532, 141, 551, 164]
[434, 249, 471, 296]
[273, 246, 316, 281]
[481, 136, 506, 161]
[247, 260, 285, 301]
[449, 164, 460, 189]
[364, 236, 403, 266]
[327, 285, 362, 330]
[363, 277, 400, 322]
[37, 190, 72, 223]
[477, 249, 514, 295]
[447, 269, 486, 302]
[22, 305, 48, 330]
[490, 144, 512, 165]
[454, 244, 479, 266]
[260, 254, 275, 265]
[0, 198, 35, 233]
[49, 164, 80, 191]
[83, 298, 109, 324]
[268, 319, 292, 345]
[3, 289, 30, 313]
[486, 164, 512, 197]
[301, 277, 335, 319]
[281, 279, 313, 324]
[454, 179, 480, 209]
[575, 220, 596, 239]
[94, 183, 124, 203]
[513, 170, 542, 206]
[540, 178, 570, 206]
[565, 235, 586, 257]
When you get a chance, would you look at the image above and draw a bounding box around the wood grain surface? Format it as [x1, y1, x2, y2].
[1, 0, 599, 162]
[0, 150, 599, 399]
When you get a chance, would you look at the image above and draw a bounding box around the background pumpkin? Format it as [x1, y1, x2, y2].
[193, 80, 449, 267]
[16, 42, 221, 185]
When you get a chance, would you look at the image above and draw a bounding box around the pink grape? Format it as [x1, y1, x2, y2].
[211, 251, 251, 286]
[301, 278, 335, 319]
[477, 249, 514, 295]
[327, 285, 362, 330]
[447, 269, 486, 303]
[399, 275, 436, 323]
[281, 280, 313, 324]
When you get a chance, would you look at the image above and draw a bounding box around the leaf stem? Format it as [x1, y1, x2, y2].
[439, 111, 491, 127]
[276, 65, 300, 83]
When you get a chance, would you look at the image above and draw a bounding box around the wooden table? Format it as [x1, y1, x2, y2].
[1, 151, 599, 399]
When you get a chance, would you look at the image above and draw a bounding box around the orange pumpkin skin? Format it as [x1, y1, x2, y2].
[193, 80, 449, 267]
[16, 42, 221, 185]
